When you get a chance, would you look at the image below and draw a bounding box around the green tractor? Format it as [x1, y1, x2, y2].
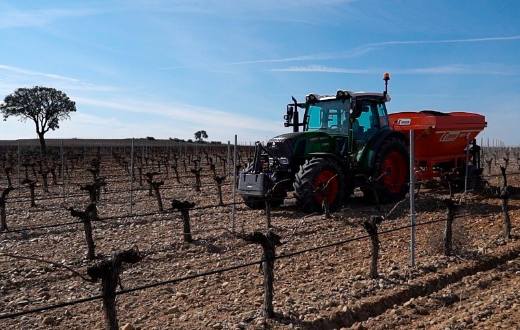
[237, 74, 409, 212]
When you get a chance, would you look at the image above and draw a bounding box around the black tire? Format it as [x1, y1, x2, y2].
[372, 137, 409, 202]
[293, 157, 345, 213]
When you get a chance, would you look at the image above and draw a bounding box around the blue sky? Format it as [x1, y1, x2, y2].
[0, 0, 519, 144]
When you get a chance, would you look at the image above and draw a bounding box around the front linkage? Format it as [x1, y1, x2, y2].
[237, 142, 289, 208]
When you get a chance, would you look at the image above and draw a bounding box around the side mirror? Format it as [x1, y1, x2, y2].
[284, 105, 294, 127]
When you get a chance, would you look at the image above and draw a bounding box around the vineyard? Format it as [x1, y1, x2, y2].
[0, 139, 519, 329]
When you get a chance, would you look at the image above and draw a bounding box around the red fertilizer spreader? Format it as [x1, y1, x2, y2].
[388, 110, 487, 182]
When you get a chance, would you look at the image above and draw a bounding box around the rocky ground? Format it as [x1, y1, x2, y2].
[358, 252, 520, 329]
[0, 160, 519, 329]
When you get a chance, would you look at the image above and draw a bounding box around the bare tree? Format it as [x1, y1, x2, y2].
[1, 87, 76, 156]
[194, 130, 208, 143]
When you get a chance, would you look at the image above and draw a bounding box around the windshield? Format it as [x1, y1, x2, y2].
[305, 99, 350, 134]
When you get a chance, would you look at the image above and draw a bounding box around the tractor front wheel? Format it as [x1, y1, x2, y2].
[371, 137, 409, 202]
[293, 158, 345, 213]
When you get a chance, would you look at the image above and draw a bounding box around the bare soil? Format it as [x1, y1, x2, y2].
[0, 159, 519, 329]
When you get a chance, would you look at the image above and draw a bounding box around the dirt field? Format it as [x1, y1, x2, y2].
[0, 147, 518, 329]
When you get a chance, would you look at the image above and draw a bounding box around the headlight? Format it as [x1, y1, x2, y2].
[278, 157, 289, 165]
[268, 157, 289, 166]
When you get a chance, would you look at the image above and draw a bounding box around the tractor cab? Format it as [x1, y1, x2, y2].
[286, 91, 391, 157]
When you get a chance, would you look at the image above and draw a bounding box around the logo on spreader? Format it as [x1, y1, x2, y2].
[397, 118, 411, 125]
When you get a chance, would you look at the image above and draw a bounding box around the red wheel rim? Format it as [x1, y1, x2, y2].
[381, 151, 407, 194]
[313, 169, 339, 205]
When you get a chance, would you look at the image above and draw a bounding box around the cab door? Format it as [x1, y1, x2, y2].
[376, 102, 389, 128]
[329, 107, 349, 156]
[352, 100, 382, 146]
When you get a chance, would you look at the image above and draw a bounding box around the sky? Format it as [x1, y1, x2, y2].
[0, 0, 519, 144]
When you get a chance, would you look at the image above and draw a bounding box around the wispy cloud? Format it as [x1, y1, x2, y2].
[232, 34, 520, 65]
[272, 65, 372, 74]
[0, 64, 119, 94]
[0, 8, 98, 29]
[161, 41, 373, 70]
[73, 96, 280, 133]
[368, 35, 520, 47]
[128, 0, 356, 13]
[271, 64, 517, 75]
[0, 64, 79, 82]
[227, 47, 372, 66]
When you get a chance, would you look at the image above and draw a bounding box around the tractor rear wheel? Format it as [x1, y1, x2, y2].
[372, 138, 409, 202]
[293, 158, 345, 213]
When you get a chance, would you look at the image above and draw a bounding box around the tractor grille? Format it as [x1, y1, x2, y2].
[266, 139, 292, 158]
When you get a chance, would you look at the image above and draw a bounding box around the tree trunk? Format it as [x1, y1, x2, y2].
[137, 167, 142, 186]
[41, 172, 49, 193]
[263, 251, 275, 318]
[50, 168, 58, 185]
[501, 190, 511, 240]
[363, 216, 382, 279]
[444, 199, 456, 256]
[5, 169, 12, 188]
[37, 131, 47, 157]
[181, 209, 192, 243]
[29, 185, 36, 207]
[173, 167, 180, 183]
[216, 184, 223, 206]
[265, 199, 272, 229]
[83, 217, 96, 260]
[102, 273, 119, 330]
[0, 203, 7, 232]
[153, 186, 163, 212]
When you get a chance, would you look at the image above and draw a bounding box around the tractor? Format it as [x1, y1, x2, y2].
[237, 73, 486, 212]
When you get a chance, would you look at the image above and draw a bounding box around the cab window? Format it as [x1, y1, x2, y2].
[377, 103, 389, 127]
[306, 100, 350, 133]
[352, 101, 380, 142]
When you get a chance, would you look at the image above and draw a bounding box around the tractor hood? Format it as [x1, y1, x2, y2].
[265, 131, 337, 161]
[268, 131, 330, 144]
[265, 132, 300, 158]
